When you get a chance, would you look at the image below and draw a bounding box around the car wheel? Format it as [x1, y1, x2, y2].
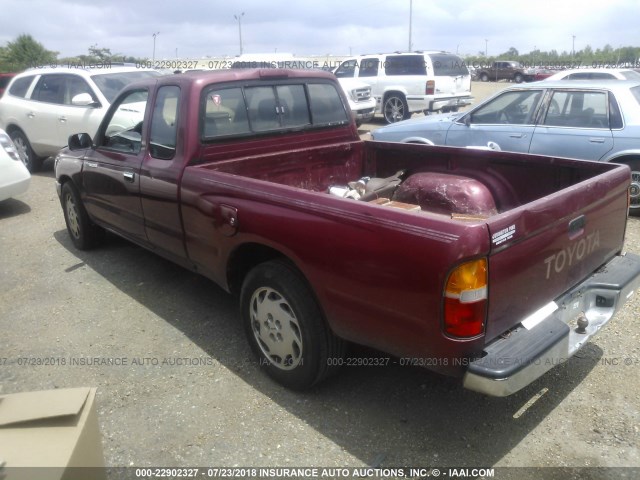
[240, 259, 345, 390]
[480, 73, 489, 82]
[61, 182, 103, 250]
[627, 161, 640, 216]
[514, 73, 524, 83]
[10, 130, 43, 173]
[383, 94, 410, 123]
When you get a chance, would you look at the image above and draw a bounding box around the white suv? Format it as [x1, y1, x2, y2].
[0, 66, 160, 171]
[336, 77, 376, 126]
[334, 51, 473, 123]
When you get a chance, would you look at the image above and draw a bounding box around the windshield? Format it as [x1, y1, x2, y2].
[91, 71, 160, 103]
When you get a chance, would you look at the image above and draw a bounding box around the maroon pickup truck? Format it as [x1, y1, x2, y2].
[54, 68, 640, 396]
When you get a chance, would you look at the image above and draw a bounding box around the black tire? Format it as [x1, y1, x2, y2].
[480, 73, 489, 82]
[514, 73, 524, 83]
[383, 94, 410, 124]
[626, 160, 640, 216]
[240, 259, 345, 390]
[9, 130, 43, 173]
[61, 182, 103, 249]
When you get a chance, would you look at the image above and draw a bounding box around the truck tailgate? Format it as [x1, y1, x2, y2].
[484, 163, 630, 342]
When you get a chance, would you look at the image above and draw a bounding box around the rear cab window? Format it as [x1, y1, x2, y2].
[200, 80, 347, 141]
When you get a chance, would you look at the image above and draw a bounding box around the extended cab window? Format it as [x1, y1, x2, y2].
[203, 87, 251, 138]
[150, 86, 180, 160]
[100, 89, 148, 154]
[543, 90, 608, 128]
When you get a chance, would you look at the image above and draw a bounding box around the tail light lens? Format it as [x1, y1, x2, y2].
[426, 80, 435, 95]
[444, 258, 487, 337]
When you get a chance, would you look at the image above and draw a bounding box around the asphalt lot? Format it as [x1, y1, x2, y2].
[1, 81, 639, 477]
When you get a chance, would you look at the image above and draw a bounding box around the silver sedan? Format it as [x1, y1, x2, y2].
[371, 80, 640, 210]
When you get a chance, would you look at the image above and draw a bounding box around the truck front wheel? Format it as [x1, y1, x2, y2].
[240, 259, 345, 390]
[61, 182, 103, 250]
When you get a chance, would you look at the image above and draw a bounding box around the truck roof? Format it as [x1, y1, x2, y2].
[127, 68, 339, 91]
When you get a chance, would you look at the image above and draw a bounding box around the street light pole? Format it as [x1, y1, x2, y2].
[485, 39, 488, 57]
[408, 0, 413, 52]
[572, 34, 576, 60]
[152, 32, 159, 63]
[234, 12, 245, 55]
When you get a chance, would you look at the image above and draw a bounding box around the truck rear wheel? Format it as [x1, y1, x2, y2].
[240, 259, 345, 390]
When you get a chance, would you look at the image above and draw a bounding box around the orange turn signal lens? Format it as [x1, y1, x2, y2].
[444, 259, 487, 338]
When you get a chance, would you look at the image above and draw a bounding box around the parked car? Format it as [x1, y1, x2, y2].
[476, 61, 528, 83]
[0, 66, 161, 172]
[333, 51, 473, 123]
[0, 73, 17, 98]
[543, 68, 640, 81]
[334, 77, 376, 126]
[527, 67, 556, 81]
[371, 80, 640, 212]
[0, 128, 30, 202]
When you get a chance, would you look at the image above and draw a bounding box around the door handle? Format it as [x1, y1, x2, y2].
[589, 137, 605, 143]
[509, 133, 525, 138]
[123, 171, 135, 182]
[58, 116, 67, 123]
[27, 112, 35, 118]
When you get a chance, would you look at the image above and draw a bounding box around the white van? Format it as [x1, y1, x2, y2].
[334, 51, 473, 123]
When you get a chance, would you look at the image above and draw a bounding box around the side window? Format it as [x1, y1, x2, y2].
[543, 90, 608, 128]
[100, 89, 148, 154]
[8, 76, 34, 98]
[609, 92, 623, 129]
[150, 86, 180, 160]
[359, 58, 379, 77]
[470, 90, 542, 125]
[307, 83, 348, 124]
[64, 75, 97, 105]
[202, 87, 251, 138]
[384, 55, 426, 76]
[245, 86, 279, 132]
[276, 85, 310, 128]
[32, 75, 66, 104]
[334, 60, 357, 78]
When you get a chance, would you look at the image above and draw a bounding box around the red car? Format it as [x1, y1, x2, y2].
[0, 73, 16, 98]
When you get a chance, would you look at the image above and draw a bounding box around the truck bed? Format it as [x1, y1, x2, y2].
[182, 141, 629, 365]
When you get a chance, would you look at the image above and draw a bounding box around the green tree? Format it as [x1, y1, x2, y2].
[0, 34, 57, 71]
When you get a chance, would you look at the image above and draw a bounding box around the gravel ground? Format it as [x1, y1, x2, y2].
[1, 81, 638, 478]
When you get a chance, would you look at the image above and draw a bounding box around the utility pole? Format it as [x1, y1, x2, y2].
[234, 12, 245, 55]
[152, 32, 159, 63]
[572, 34, 576, 61]
[408, 0, 413, 52]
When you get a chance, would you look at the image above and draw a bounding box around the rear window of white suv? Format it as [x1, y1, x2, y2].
[429, 54, 469, 76]
[384, 55, 426, 76]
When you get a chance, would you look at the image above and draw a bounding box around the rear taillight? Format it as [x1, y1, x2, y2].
[426, 80, 435, 95]
[443, 258, 487, 337]
[0, 131, 20, 161]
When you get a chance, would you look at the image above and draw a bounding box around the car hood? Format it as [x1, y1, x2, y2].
[372, 112, 462, 142]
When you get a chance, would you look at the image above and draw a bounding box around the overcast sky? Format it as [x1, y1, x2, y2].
[1, 0, 638, 61]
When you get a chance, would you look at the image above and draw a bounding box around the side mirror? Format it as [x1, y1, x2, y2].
[68, 133, 93, 150]
[71, 93, 99, 107]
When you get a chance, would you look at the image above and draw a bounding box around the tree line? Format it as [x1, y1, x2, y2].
[2, 34, 640, 73]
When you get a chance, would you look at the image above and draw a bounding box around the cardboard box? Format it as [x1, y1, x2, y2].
[0, 387, 105, 480]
